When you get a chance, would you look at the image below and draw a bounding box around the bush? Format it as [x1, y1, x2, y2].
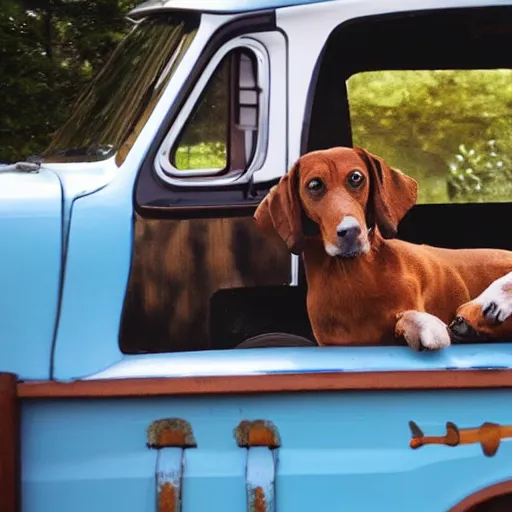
[447, 141, 512, 202]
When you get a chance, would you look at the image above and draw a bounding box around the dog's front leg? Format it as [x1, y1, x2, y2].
[395, 310, 452, 351]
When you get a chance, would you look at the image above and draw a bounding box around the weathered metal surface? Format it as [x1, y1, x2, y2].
[147, 418, 197, 448]
[246, 448, 276, 512]
[235, 420, 279, 512]
[147, 418, 196, 512]
[409, 419, 512, 457]
[156, 448, 183, 512]
[22, 389, 512, 511]
[235, 420, 281, 448]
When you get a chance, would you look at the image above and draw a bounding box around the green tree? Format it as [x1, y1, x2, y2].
[348, 70, 512, 203]
[0, 0, 135, 162]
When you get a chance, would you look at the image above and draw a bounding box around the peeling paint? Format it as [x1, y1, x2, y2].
[409, 419, 512, 457]
[158, 481, 178, 512]
[234, 419, 281, 448]
[147, 418, 196, 512]
[236, 420, 279, 512]
[250, 486, 267, 512]
[147, 418, 197, 448]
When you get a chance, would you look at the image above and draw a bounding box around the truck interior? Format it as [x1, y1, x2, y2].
[121, 6, 512, 354]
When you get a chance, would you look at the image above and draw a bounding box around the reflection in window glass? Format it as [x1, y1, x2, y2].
[43, 15, 198, 164]
[173, 56, 229, 170]
[347, 70, 512, 204]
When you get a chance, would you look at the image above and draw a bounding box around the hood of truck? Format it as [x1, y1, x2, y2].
[0, 167, 63, 379]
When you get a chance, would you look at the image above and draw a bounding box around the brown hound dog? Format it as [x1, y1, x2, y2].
[254, 147, 512, 350]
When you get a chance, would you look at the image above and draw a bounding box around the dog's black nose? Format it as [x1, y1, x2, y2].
[449, 316, 479, 341]
[337, 225, 362, 239]
[449, 316, 468, 334]
[452, 316, 464, 327]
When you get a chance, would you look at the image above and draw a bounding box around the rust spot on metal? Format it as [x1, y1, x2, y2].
[409, 420, 511, 457]
[249, 486, 267, 512]
[158, 481, 178, 512]
[147, 418, 197, 448]
[234, 420, 280, 448]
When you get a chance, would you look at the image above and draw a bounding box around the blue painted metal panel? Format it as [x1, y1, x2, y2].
[84, 343, 512, 381]
[51, 173, 132, 380]
[0, 169, 62, 379]
[21, 390, 512, 511]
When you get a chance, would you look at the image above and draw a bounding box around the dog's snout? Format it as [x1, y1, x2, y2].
[452, 316, 464, 327]
[337, 225, 362, 238]
[336, 216, 362, 240]
[449, 316, 469, 334]
[326, 215, 369, 258]
[449, 315, 479, 341]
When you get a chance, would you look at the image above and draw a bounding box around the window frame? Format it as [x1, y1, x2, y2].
[154, 36, 270, 187]
[303, 6, 512, 155]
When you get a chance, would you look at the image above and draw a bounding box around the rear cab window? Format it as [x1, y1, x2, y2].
[347, 69, 512, 204]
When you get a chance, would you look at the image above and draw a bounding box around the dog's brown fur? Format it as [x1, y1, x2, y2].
[254, 146, 512, 348]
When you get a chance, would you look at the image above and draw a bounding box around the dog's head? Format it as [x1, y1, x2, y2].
[450, 276, 512, 341]
[254, 146, 418, 257]
[449, 302, 493, 342]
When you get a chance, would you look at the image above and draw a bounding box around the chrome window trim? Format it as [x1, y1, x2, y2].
[154, 36, 270, 188]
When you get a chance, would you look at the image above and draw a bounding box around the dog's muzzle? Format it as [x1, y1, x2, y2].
[334, 216, 365, 257]
[449, 316, 483, 342]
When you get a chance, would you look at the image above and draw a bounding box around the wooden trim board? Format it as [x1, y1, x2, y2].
[17, 369, 512, 399]
[0, 373, 20, 512]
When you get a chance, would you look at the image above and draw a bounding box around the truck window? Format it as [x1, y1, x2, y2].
[155, 46, 263, 184]
[169, 49, 259, 175]
[347, 69, 512, 205]
[172, 56, 230, 171]
[42, 13, 198, 164]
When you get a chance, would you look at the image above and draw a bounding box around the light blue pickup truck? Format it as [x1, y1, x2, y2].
[2, 0, 512, 510]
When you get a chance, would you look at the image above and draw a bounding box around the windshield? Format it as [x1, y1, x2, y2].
[43, 13, 199, 164]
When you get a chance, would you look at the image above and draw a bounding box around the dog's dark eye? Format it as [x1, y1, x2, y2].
[307, 178, 324, 194]
[347, 170, 365, 189]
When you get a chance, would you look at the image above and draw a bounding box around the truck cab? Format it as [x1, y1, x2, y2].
[1, 0, 512, 510]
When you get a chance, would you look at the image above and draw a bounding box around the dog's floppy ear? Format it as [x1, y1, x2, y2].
[354, 147, 418, 238]
[253, 161, 304, 254]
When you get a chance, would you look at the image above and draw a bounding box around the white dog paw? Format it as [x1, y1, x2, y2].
[395, 310, 451, 351]
[480, 272, 512, 324]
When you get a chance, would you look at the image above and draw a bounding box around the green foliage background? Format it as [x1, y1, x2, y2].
[0, 0, 135, 162]
[348, 70, 512, 203]
[1, 2, 511, 204]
